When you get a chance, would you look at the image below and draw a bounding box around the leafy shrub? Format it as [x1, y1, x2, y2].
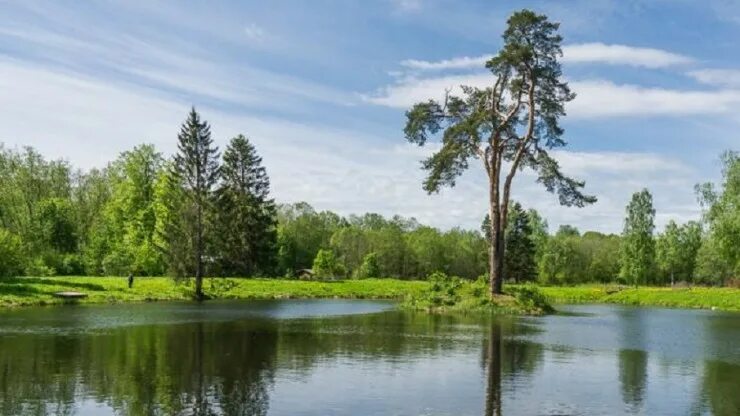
[312, 249, 345, 279]
[59, 254, 85, 275]
[25, 257, 56, 277]
[354, 252, 380, 279]
[506, 285, 554, 313]
[0, 228, 24, 277]
[422, 271, 464, 307]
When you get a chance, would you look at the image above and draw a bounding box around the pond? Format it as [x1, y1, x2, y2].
[0, 300, 737, 415]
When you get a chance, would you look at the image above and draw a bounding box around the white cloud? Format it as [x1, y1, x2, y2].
[562, 42, 692, 68]
[364, 74, 740, 118]
[400, 56, 489, 71]
[567, 80, 740, 118]
[397, 43, 692, 72]
[687, 68, 740, 88]
[0, 59, 702, 233]
[363, 73, 489, 108]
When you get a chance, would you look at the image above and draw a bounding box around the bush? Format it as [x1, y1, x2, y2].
[354, 252, 380, 279]
[506, 285, 554, 314]
[25, 257, 56, 277]
[422, 271, 464, 307]
[0, 228, 24, 277]
[312, 249, 344, 279]
[59, 254, 85, 275]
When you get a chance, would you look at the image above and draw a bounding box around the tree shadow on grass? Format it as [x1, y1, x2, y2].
[0, 277, 106, 292]
[0, 283, 45, 296]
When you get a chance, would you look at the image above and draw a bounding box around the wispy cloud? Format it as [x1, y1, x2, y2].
[687, 68, 740, 88]
[563, 42, 693, 68]
[391, 0, 423, 12]
[243, 23, 267, 42]
[0, 58, 701, 233]
[364, 73, 740, 118]
[568, 80, 740, 118]
[398, 43, 692, 72]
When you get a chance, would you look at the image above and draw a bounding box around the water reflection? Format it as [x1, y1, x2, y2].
[0, 302, 737, 416]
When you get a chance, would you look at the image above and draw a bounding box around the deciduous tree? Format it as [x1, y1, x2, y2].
[620, 189, 656, 287]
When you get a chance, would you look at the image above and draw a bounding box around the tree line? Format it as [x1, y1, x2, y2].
[0, 111, 736, 287]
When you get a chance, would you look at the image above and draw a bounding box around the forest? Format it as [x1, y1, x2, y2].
[0, 111, 737, 288]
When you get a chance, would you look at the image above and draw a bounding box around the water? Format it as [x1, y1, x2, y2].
[0, 300, 737, 415]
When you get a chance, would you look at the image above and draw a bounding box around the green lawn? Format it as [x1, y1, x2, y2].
[0, 277, 737, 312]
[0, 276, 427, 308]
[536, 285, 740, 311]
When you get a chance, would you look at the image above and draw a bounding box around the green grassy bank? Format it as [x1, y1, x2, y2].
[0, 277, 737, 312]
[0, 276, 427, 308]
[537, 285, 740, 311]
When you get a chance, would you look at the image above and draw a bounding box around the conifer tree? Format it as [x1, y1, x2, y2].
[503, 202, 536, 283]
[403, 10, 595, 295]
[169, 108, 220, 299]
[215, 135, 277, 276]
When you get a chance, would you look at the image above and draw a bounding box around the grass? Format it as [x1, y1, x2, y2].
[536, 285, 740, 311]
[1, 277, 737, 312]
[0, 276, 427, 308]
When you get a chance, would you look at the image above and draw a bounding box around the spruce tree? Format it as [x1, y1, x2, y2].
[171, 108, 220, 299]
[503, 202, 536, 283]
[215, 135, 277, 276]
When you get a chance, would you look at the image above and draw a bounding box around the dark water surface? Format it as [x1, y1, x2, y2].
[0, 300, 737, 415]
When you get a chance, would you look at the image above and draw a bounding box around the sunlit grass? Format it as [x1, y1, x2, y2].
[535, 285, 740, 311]
[1, 277, 737, 312]
[0, 276, 427, 308]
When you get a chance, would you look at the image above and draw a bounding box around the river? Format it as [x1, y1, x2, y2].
[0, 300, 737, 415]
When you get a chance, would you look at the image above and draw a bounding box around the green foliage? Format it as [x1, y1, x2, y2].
[0, 228, 23, 277]
[656, 220, 702, 284]
[312, 249, 345, 279]
[424, 272, 464, 307]
[403, 9, 594, 295]
[695, 151, 740, 285]
[354, 252, 380, 279]
[504, 202, 536, 283]
[214, 135, 277, 276]
[403, 272, 552, 314]
[166, 108, 221, 298]
[620, 189, 656, 286]
[505, 285, 554, 314]
[277, 203, 343, 272]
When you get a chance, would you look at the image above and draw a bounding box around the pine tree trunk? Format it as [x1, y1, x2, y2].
[489, 177, 504, 296]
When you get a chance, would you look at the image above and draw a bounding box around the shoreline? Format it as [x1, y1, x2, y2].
[0, 277, 737, 312]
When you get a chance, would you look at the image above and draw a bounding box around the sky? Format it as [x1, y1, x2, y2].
[0, 0, 738, 234]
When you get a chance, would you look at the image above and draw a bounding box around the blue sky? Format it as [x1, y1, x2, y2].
[0, 0, 738, 233]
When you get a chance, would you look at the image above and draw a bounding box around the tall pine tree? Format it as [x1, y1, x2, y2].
[169, 108, 220, 299]
[215, 135, 277, 276]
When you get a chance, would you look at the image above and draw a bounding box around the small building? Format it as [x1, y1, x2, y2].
[295, 269, 315, 280]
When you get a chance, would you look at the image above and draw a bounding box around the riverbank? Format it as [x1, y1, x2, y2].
[0, 277, 738, 311]
[538, 285, 740, 311]
[0, 277, 427, 308]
